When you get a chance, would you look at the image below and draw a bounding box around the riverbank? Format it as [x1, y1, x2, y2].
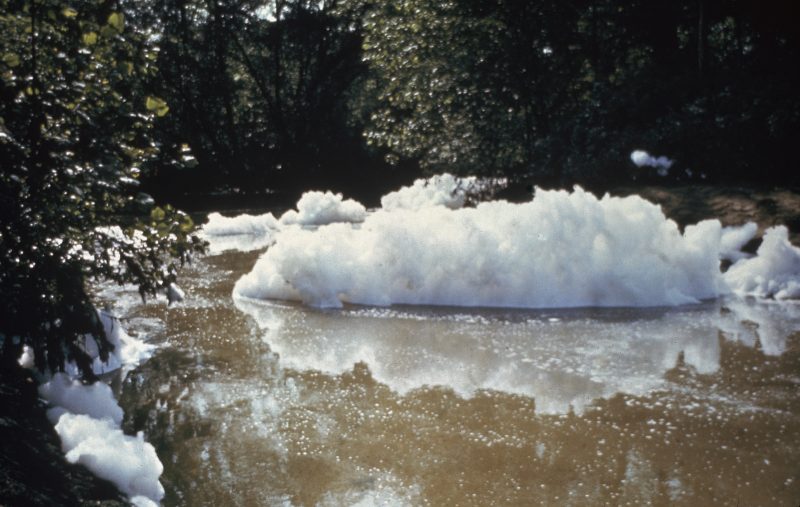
[0, 365, 127, 506]
[616, 184, 800, 244]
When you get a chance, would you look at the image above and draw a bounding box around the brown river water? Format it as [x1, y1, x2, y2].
[101, 245, 800, 506]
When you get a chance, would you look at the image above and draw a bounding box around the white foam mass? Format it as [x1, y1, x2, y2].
[203, 232, 276, 255]
[720, 222, 758, 262]
[37, 311, 165, 505]
[279, 190, 367, 226]
[18, 344, 34, 369]
[39, 373, 124, 425]
[200, 191, 366, 253]
[203, 211, 279, 236]
[723, 226, 800, 300]
[380, 173, 475, 211]
[235, 186, 726, 308]
[54, 414, 165, 502]
[630, 150, 673, 176]
[200, 212, 278, 253]
[67, 310, 155, 377]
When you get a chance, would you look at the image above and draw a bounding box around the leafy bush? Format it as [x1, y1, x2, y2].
[0, 0, 205, 379]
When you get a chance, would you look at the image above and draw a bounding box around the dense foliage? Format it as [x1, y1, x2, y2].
[108, 0, 800, 194]
[362, 0, 800, 184]
[0, 0, 204, 378]
[130, 0, 376, 197]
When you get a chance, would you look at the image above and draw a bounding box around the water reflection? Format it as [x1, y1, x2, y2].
[230, 296, 797, 414]
[113, 252, 800, 506]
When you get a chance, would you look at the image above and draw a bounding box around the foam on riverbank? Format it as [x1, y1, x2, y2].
[37, 313, 165, 505]
[54, 414, 164, 503]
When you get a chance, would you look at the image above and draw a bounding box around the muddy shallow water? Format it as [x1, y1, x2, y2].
[105, 247, 800, 506]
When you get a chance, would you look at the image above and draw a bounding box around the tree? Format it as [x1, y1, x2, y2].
[129, 0, 375, 198]
[0, 0, 205, 379]
[361, 0, 800, 185]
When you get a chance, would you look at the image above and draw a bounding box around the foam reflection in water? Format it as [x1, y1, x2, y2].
[232, 297, 796, 414]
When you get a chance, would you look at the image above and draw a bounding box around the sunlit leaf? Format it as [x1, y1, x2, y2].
[2, 53, 20, 67]
[150, 206, 165, 222]
[145, 96, 169, 117]
[82, 32, 97, 45]
[62, 7, 78, 18]
[107, 12, 124, 32]
[146, 96, 163, 110]
[180, 215, 195, 233]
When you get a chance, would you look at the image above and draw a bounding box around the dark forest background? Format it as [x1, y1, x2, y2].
[129, 0, 800, 205]
[4, 0, 800, 209]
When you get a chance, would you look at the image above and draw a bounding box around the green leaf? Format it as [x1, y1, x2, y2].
[2, 53, 20, 67]
[100, 26, 116, 39]
[150, 206, 165, 222]
[82, 32, 97, 46]
[179, 215, 194, 233]
[146, 96, 163, 110]
[145, 96, 169, 117]
[107, 12, 124, 32]
[62, 7, 78, 18]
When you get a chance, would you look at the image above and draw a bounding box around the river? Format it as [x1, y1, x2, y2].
[98, 239, 800, 506]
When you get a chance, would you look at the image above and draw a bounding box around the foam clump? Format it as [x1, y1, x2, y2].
[38, 373, 124, 425]
[203, 211, 279, 236]
[18, 344, 34, 369]
[37, 312, 165, 505]
[200, 191, 366, 254]
[66, 310, 155, 377]
[380, 173, 478, 211]
[630, 150, 673, 170]
[720, 222, 758, 262]
[54, 414, 165, 502]
[279, 190, 367, 226]
[202, 231, 275, 254]
[723, 226, 800, 300]
[235, 186, 726, 308]
[630, 150, 673, 177]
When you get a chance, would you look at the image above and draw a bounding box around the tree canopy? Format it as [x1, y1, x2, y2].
[97, 0, 797, 196]
[0, 0, 204, 378]
[362, 0, 800, 184]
